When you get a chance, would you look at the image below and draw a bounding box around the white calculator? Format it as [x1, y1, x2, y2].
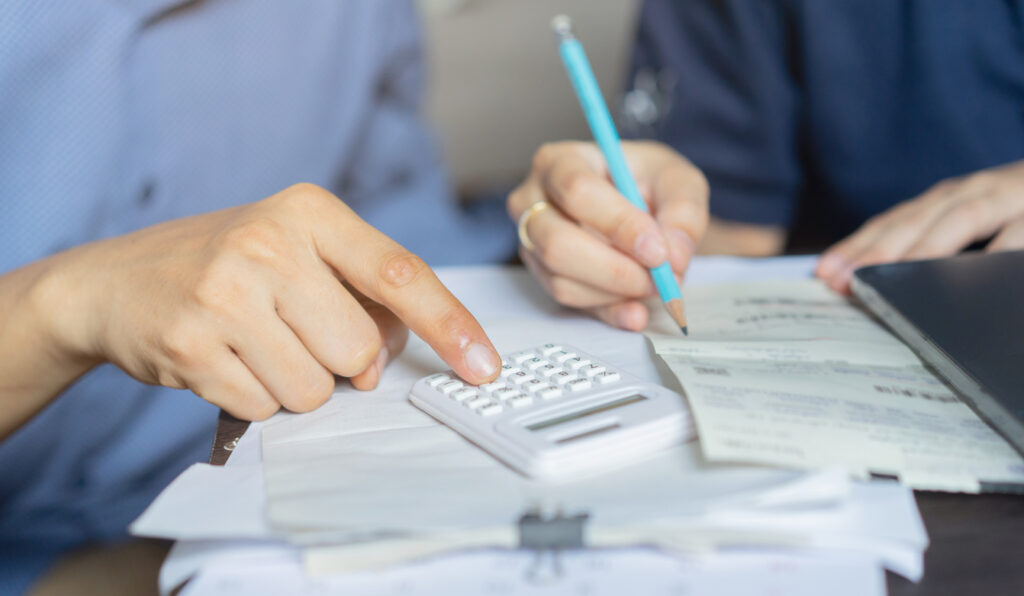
[408, 343, 692, 481]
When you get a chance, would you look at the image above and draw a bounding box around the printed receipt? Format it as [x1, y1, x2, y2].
[646, 280, 1024, 493]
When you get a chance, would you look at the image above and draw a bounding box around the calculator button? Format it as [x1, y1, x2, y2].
[524, 357, 547, 370]
[551, 371, 576, 385]
[479, 381, 508, 393]
[451, 388, 478, 402]
[438, 380, 464, 394]
[493, 387, 520, 401]
[537, 364, 559, 377]
[500, 365, 523, 379]
[538, 386, 563, 400]
[523, 379, 547, 393]
[581, 364, 606, 378]
[508, 395, 534, 408]
[594, 371, 621, 384]
[565, 357, 591, 371]
[477, 403, 504, 416]
[552, 351, 578, 363]
[566, 378, 592, 392]
[508, 371, 533, 385]
[426, 373, 451, 388]
[540, 344, 563, 356]
[466, 396, 492, 409]
[510, 351, 537, 364]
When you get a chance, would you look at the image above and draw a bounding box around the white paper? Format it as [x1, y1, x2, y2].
[647, 280, 1024, 492]
[145, 257, 925, 592]
[130, 463, 273, 540]
[260, 318, 839, 550]
[181, 548, 886, 596]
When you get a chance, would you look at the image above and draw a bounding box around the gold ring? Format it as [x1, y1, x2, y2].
[517, 201, 550, 251]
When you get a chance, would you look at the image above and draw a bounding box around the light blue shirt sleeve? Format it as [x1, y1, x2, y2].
[0, 1, 514, 592]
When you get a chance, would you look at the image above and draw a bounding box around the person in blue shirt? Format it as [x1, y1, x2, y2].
[510, 0, 1024, 329]
[0, 2, 507, 593]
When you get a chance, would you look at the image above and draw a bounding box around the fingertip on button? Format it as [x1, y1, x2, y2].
[465, 341, 500, 382]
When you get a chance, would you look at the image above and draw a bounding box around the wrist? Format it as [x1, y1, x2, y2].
[27, 247, 107, 371]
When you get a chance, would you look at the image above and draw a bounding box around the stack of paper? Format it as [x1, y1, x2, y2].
[645, 280, 1024, 493]
[131, 258, 933, 594]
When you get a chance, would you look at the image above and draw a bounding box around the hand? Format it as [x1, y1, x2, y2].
[507, 141, 709, 330]
[818, 159, 1024, 293]
[44, 183, 500, 421]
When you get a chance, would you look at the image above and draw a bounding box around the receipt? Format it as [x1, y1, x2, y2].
[647, 280, 1024, 493]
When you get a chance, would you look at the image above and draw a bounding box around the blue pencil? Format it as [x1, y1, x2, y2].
[551, 15, 688, 334]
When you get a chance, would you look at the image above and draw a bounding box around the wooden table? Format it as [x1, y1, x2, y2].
[888, 492, 1024, 594]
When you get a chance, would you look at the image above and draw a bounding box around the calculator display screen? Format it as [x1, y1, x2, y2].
[526, 394, 647, 432]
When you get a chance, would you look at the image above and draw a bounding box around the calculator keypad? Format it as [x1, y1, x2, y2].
[423, 345, 622, 415]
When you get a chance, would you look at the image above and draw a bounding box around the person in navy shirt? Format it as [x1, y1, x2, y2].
[510, 0, 1024, 329]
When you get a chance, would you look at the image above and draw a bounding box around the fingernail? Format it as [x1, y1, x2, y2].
[464, 342, 500, 380]
[634, 231, 668, 267]
[373, 347, 389, 379]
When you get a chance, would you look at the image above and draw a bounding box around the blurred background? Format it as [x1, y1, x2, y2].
[417, 0, 642, 203]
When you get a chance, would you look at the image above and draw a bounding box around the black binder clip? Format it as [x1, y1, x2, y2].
[518, 509, 589, 583]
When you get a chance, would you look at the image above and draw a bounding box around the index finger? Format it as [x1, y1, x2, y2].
[315, 202, 501, 385]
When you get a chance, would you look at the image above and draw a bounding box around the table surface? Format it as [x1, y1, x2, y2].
[211, 412, 1024, 594]
[887, 492, 1024, 594]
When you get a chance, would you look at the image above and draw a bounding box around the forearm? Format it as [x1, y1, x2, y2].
[0, 250, 101, 439]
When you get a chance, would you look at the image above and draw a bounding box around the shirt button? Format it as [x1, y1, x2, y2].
[137, 179, 157, 206]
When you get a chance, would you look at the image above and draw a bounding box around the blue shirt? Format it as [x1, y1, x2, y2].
[628, 0, 1024, 243]
[0, 1, 513, 591]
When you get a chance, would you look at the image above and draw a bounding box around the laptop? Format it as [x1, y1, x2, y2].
[851, 250, 1024, 458]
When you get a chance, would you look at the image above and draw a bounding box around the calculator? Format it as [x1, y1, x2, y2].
[408, 343, 692, 480]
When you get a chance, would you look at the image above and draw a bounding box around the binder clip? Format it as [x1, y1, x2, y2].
[518, 509, 589, 583]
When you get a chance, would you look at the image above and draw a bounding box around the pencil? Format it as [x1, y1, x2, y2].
[551, 15, 688, 335]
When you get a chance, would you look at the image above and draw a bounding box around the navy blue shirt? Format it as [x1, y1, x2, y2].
[628, 0, 1024, 243]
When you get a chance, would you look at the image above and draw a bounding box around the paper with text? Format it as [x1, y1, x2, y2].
[647, 280, 1024, 493]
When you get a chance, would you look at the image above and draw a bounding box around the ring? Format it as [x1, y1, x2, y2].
[517, 201, 550, 251]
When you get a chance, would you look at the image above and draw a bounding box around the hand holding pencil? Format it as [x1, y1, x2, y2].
[507, 17, 709, 332]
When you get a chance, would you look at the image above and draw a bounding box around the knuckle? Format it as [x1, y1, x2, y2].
[282, 182, 334, 207]
[285, 368, 335, 412]
[549, 277, 585, 307]
[608, 262, 646, 297]
[535, 233, 566, 266]
[159, 320, 201, 366]
[377, 250, 429, 291]
[191, 261, 242, 312]
[432, 303, 480, 343]
[532, 143, 559, 171]
[506, 186, 525, 217]
[609, 210, 648, 246]
[962, 171, 996, 194]
[950, 199, 984, 228]
[270, 183, 346, 221]
[242, 400, 280, 422]
[220, 218, 290, 265]
[560, 170, 593, 205]
[336, 333, 383, 378]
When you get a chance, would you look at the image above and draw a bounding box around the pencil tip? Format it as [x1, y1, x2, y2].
[680, 326, 688, 336]
[665, 298, 688, 331]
